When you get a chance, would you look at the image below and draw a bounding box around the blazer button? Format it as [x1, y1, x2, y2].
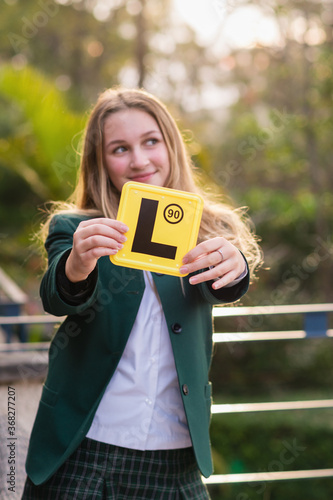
[182, 384, 189, 395]
[171, 323, 182, 334]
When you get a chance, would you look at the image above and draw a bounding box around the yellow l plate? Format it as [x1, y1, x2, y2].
[110, 182, 203, 276]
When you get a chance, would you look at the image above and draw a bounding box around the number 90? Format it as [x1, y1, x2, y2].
[164, 204, 184, 224]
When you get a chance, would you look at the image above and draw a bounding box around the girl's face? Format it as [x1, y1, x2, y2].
[103, 108, 171, 192]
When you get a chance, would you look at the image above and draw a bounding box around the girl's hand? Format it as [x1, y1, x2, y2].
[180, 237, 246, 290]
[65, 218, 129, 282]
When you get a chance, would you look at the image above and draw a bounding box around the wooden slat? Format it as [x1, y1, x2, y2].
[0, 315, 65, 325]
[213, 329, 333, 342]
[0, 341, 50, 352]
[213, 303, 333, 318]
[204, 468, 333, 484]
[0, 267, 28, 304]
[213, 330, 306, 342]
[212, 399, 333, 414]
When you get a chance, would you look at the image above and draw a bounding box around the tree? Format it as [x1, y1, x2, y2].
[1, 0, 332, 303]
[205, 0, 333, 303]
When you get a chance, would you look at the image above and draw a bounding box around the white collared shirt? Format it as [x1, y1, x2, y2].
[86, 271, 192, 450]
[87, 266, 247, 450]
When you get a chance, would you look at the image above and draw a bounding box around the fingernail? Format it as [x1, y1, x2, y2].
[179, 266, 188, 274]
[189, 277, 197, 285]
[120, 235, 127, 242]
[117, 243, 124, 250]
[120, 224, 129, 232]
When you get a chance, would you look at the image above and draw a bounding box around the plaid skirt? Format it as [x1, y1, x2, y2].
[22, 438, 210, 499]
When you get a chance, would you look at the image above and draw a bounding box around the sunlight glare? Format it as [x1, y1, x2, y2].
[220, 6, 282, 50]
[173, 0, 221, 44]
[173, 0, 282, 53]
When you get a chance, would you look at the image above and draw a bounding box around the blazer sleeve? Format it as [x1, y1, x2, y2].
[56, 249, 98, 306]
[40, 214, 99, 317]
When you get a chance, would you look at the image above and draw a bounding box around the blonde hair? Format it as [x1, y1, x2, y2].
[41, 87, 262, 278]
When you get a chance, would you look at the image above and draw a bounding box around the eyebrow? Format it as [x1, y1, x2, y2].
[105, 129, 162, 148]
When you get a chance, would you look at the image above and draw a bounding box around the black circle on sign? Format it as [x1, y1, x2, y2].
[163, 204, 184, 224]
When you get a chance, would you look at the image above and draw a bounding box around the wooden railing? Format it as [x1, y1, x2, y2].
[205, 302, 333, 486]
[0, 267, 28, 342]
[0, 303, 333, 487]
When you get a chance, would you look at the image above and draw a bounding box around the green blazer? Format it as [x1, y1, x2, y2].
[25, 214, 249, 485]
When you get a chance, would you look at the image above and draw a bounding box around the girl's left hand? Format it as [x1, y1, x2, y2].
[179, 237, 246, 290]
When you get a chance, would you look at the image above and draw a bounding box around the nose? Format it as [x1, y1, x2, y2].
[130, 147, 149, 169]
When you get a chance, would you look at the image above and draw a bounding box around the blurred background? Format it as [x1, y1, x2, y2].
[1, 0, 333, 498]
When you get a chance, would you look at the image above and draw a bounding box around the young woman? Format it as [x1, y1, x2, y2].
[22, 87, 262, 499]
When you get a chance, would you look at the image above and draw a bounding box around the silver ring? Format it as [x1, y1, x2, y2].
[216, 248, 224, 264]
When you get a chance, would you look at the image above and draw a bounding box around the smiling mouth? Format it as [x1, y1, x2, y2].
[130, 172, 155, 181]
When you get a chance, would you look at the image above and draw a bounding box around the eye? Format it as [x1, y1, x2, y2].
[146, 138, 158, 146]
[113, 145, 127, 154]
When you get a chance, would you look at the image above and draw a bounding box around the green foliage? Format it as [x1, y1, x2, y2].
[0, 64, 86, 268]
[208, 410, 333, 499]
[210, 336, 333, 400]
[0, 64, 84, 198]
[2, 0, 133, 109]
[210, 35, 333, 302]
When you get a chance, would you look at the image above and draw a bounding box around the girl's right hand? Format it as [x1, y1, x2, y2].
[65, 218, 129, 283]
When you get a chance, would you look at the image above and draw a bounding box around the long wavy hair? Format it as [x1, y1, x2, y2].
[41, 87, 262, 278]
